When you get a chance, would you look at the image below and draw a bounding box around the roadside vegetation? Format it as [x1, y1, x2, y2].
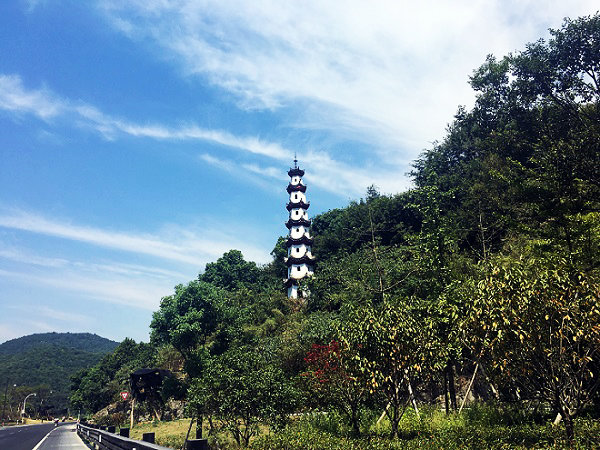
[70, 14, 600, 448]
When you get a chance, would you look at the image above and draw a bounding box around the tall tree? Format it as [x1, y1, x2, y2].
[463, 255, 600, 441]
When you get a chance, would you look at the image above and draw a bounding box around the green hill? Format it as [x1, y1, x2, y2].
[0, 332, 118, 417]
[0, 332, 118, 355]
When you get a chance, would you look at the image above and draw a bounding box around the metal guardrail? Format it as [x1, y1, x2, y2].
[77, 423, 172, 450]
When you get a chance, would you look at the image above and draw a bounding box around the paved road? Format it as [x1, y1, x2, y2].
[0, 422, 87, 450]
[36, 423, 88, 449]
[0, 422, 56, 450]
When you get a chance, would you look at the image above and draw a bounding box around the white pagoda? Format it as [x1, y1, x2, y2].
[284, 158, 315, 298]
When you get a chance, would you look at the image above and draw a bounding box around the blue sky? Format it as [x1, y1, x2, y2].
[1, 0, 597, 344]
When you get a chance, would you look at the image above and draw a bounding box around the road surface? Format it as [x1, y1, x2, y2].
[0, 422, 87, 450]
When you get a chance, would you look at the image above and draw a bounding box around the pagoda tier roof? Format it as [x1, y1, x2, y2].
[287, 200, 310, 211]
[285, 254, 316, 266]
[288, 167, 305, 177]
[285, 218, 312, 229]
[286, 235, 314, 246]
[287, 183, 307, 193]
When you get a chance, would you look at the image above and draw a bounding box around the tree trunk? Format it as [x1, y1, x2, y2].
[350, 404, 360, 436]
[206, 416, 217, 437]
[386, 381, 401, 439]
[563, 412, 575, 442]
[376, 401, 391, 425]
[389, 403, 400, 440]
[390, 417, 400, 439]
[232, 428, 241, 447]
[447, 364, 457, 411]
[443, 371, 450, 415]
[196, 414, 203, 439]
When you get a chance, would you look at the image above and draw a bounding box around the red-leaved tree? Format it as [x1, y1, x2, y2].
[302, 340, 368, 435]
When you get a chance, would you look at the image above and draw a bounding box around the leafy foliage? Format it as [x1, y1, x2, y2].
[462, 255, 600, 438]
[190, 345, 300, 447]
[0, 333, 117, 415]
[69, 338, 154, 414]
[66, 13, 600, 447]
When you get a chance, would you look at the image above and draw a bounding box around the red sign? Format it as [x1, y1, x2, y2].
[120, 392, 130, 401]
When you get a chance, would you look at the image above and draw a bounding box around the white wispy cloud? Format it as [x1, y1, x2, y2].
[0, 74, 65, 119]
[97, 0, 599, 153]
[0, 73, 402, 195]
[0, 244, 187, 280]
[0, 247, 69, 268]
[8, 305, 91, 325]
[0, 210, 205, 265]
[0, 208, 271, 266]
[0, 268, 166, 310]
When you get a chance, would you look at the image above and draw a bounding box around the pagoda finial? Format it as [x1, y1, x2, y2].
[294, 153, 298, 169]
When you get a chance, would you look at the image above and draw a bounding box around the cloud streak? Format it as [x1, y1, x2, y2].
[97, 0, 600, 152]
[0, 208, 270, 266]
[0, 74, 64, 119]
[0, 267, 164, 310]
[0, 73, 407, 195]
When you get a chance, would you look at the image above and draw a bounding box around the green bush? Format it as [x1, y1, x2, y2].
[303, 408, 379, 437]
[463, 402, 547, 427]
[251, 405, 600, 449]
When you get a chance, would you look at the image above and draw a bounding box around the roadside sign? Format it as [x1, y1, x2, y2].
[120, 392, 130, 401]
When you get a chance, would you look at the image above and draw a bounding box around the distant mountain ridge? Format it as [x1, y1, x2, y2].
[0, 332, 118, 355]
[0, 332, 119, 415]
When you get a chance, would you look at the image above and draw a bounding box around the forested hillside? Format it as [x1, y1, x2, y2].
[71, 15, 600, 448]
[0, 332, 118, 355]
[0, 333, 117, 418]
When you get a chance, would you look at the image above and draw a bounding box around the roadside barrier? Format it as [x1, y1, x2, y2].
[77, 422, 171, 450]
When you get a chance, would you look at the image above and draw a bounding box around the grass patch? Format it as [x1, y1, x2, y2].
[252, 404, 600, 449]
[116, 404, 600, 448]
[125, 418, 270, 448]
[127, 418, 196, 448]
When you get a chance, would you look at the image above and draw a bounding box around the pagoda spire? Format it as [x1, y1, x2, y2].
[284, 159, 315, 299]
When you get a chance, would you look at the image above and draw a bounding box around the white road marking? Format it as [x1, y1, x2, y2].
[32, 427, 57, 450]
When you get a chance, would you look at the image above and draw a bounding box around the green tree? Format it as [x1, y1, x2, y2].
[190, 346, 299, 447]
[150, 280, 221, 376]
[200, 250, 260, 291]
[69, 338, 155, 415]
[338, 301, 432, 438]
[463, 256, 600, 441]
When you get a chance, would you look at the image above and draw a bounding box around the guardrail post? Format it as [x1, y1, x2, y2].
[186, 439, 209, 449]
[107, 425, 116, 433]
[142, 432, 155, 443]
[119, 427, 130, 437]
